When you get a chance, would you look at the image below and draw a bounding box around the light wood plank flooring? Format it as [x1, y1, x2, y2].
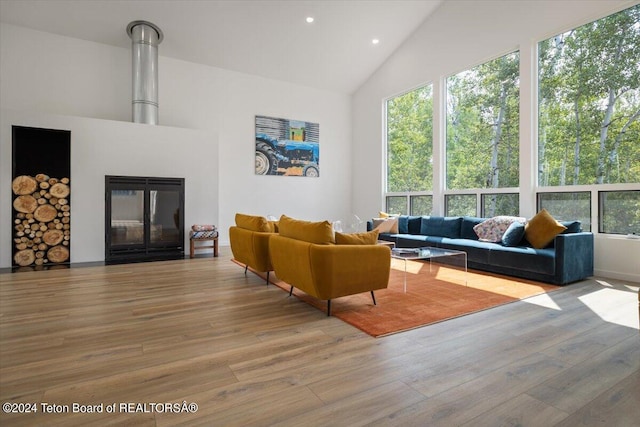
[1, 246, 638, 426]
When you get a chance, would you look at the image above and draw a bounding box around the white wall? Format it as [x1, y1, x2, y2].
[352, 0, 639, 282]
[0, 23, 353, 266]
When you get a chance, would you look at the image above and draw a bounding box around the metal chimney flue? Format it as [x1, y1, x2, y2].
[126, 20, 163, 125]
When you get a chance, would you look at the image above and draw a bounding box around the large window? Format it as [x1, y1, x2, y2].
[446, 52, 520, 191]
[445, 51, 520, 217]
[538, 5, 639, 234]
[538, 5, 639, 187]
[385, 85, 433, 215]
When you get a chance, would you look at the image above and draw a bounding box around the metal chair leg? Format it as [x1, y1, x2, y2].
[289, 286, 294, 296]
[371, 291, 377, 306]
[266, 271, 270, 286]
[327, 300, 331, 316]
[244, 265, 248, 275]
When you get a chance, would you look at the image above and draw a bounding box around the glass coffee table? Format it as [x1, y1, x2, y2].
[391, 247, 467, 292]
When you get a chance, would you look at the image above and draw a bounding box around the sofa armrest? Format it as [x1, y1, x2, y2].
[554, 232, 594, 284]
[269, 235, 315, 292]
[309, 244, 391, 299]
[229, 226, 274, 272]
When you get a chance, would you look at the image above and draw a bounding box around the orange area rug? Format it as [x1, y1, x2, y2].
[237, 258, 560, 337]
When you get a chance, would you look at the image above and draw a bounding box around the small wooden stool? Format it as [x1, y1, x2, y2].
[189, 230, 219, 258]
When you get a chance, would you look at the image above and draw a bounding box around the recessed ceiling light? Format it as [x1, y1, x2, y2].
[306, 17, 314, 23]
[372, 38, 380, 45]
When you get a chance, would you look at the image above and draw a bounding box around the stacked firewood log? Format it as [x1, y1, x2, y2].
[12, 174, 70, 266]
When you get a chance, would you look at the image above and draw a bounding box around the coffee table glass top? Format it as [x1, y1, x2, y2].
[391, 246, 465, 260]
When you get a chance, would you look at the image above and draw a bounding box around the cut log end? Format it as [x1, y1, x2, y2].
[13, 195, 38, 213]
[49, 183, 70, 199]
[12, 175, 38, 195]
[43, 229, 64, 246]
[14, 249, 36, 266]
[34, 204, 58, 222]
[47, 246, 69, 263]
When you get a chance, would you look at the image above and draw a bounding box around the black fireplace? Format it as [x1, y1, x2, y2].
[105, 176, 184, 263]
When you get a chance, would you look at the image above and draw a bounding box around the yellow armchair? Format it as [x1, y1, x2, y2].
[269, 215, 390, 315]
[229, 213, 277, 285]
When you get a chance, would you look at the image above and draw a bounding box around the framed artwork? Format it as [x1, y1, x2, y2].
[255, 115, 319, 177]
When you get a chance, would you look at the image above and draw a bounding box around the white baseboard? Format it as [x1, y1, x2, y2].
[594, 269, 640, 285]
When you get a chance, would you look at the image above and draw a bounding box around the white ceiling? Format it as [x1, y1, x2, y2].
[0, 0, 443, 94]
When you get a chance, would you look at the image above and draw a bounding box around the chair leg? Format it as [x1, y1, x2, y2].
[266, 271, 270, 286]
[327, 300, 331, 316]
[371, 291, 377, 306]
[289, 286, 294, 296]
[244, 265, 248, 275]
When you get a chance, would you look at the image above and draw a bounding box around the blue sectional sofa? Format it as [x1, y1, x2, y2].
[368, 215, 594, 285]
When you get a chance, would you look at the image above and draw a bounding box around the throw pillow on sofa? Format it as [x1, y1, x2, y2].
[335, 230, 379, 245]
[501, 221, 526, 246]
[474, 216, 526, 243]
[525, 209, 567, 249]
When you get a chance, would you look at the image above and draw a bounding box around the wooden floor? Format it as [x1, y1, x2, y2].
[1, 246, 638, 426]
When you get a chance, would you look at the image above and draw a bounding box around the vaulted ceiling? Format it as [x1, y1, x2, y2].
[0, 0, 444, 94]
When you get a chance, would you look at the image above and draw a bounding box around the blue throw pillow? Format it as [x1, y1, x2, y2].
[502, 221, 525, 246]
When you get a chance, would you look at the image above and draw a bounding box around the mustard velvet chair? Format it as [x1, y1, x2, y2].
[229, 213, 277, 285]
[269, 215, 390, 316]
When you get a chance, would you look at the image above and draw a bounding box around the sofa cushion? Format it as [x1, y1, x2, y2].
[489, 246, 556, 275]
[420, 216, 462, 238]
[437, 238, 493, 264]
[525, 209, 567, 249]
[395, 234, 430, 248]
[398, 215, 422, 234]
[474, 216, 525, 243]
[335, 230, 379, 245]
[461, 217, 485, 240]
[235, 213, 271, 232]
[501, 221, 526, 246]
[373, 217, 399, 234]
[278, 215, 335, 244]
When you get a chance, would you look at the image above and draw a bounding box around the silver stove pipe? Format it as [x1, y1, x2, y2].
[126, 21, 163, 125]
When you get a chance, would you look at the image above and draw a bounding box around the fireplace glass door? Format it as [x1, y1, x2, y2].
[149, 189, 181, 245]
[110, 189, 145, 246]
[106, 176, 184, 263]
